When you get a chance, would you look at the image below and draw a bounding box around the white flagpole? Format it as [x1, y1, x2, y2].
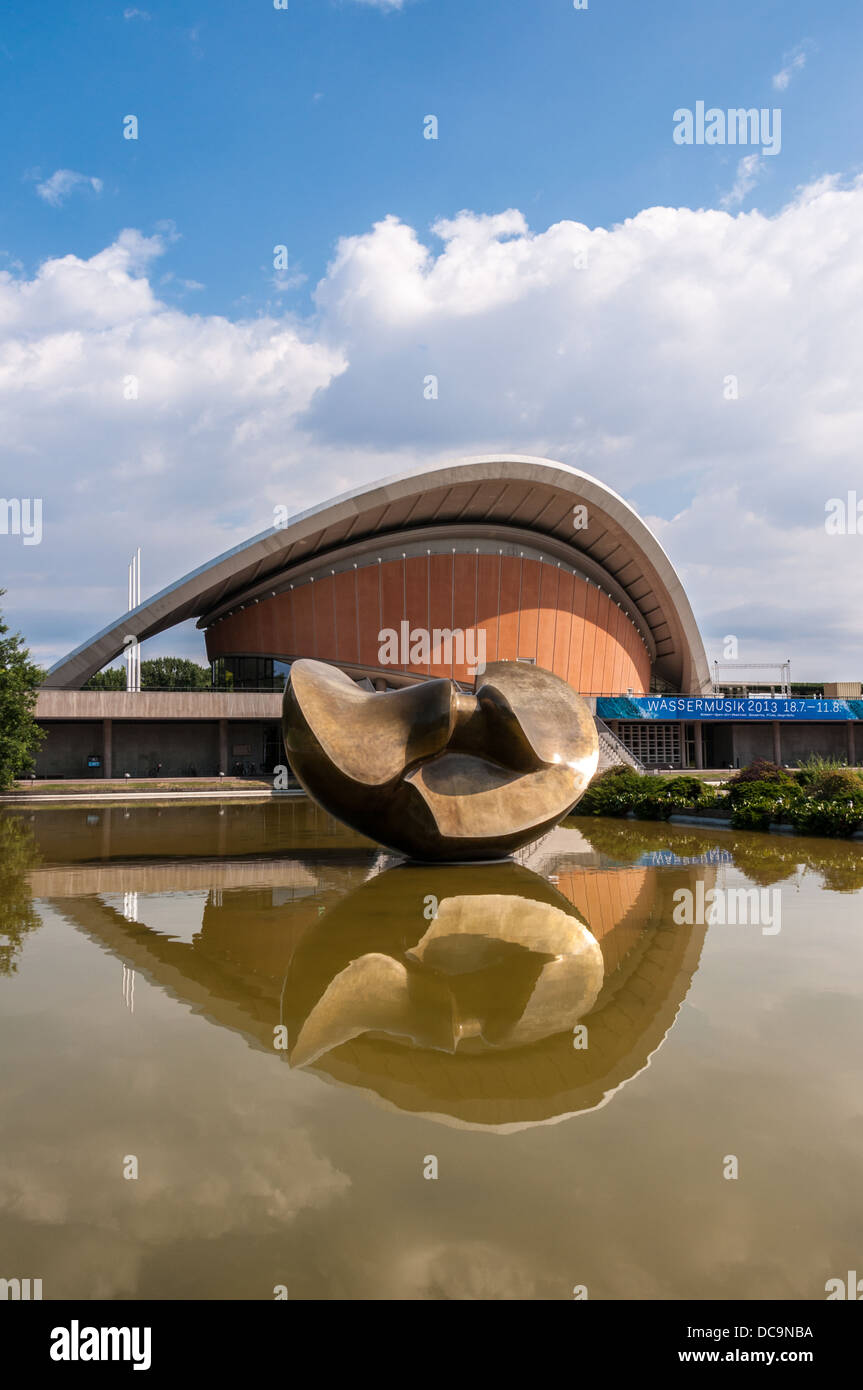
[135, 548, 141, 690]
[127, 559, 133, 691]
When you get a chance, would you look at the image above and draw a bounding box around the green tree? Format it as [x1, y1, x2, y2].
[0, 592, 44, 789]
[141, 657, 211, 689]
[85, 657, 211, 690]
[84, 666, 126, 690]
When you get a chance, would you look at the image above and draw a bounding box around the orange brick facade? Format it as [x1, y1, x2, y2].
[205, 551, 651, 694]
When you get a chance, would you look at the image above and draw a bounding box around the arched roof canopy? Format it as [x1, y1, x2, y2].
[44, 456, 711, 693]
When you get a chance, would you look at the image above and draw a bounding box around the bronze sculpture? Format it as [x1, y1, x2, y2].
[282, 658, 598, 860]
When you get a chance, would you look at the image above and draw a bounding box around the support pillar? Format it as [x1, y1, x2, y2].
[772, 720, 782, 765]
[848, 720, 856, 767]
[102, 718, 113, 779]
[219, 719, 229, 775]
[694, 721, 703, 769]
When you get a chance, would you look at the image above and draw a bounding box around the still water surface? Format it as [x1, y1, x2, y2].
[1, 800, 861, 1299]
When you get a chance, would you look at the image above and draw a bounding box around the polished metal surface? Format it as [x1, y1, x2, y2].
[282, 659, 599, 860]
[286, 863, 604, 1069]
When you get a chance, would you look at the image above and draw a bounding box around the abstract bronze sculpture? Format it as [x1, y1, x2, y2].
[282, 658, 598, 861]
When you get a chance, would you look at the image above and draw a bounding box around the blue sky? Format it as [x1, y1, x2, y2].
[2, 0, 863, 677]
[3, 0, 860, 316]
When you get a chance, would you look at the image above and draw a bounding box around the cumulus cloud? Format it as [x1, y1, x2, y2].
[35, 169, 103, 207]
[3, 178, 863, 679]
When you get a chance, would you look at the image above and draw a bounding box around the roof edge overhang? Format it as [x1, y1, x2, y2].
[43, 455, 711, 693]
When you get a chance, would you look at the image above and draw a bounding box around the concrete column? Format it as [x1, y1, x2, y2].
[219, 719, 229, 775]
[373, 678, 388, 692]
[848, 720, 856, 767]
[772, 720, 782, 765]
[694, 721, 703, 769]
[681, 722, 689, 769]
[102, 718, 113, 779]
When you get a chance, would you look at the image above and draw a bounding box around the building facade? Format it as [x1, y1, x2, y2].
[34, 456, 859, 775]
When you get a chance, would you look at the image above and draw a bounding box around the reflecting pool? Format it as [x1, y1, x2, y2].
[1, 802, 862, 1299]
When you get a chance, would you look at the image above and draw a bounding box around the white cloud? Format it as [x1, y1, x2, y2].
[350, 0, 405, 9]
[4, 178, 863, 680]
[35, 169, 103, 207]
[773, 50, 807, 90]
[123, 6, 151, 18]
[720, 154, 764, 209]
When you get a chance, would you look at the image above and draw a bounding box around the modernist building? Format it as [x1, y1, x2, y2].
[35, 455, 859, 775]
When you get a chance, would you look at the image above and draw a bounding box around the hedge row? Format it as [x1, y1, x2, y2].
[577, 760, 863, 838]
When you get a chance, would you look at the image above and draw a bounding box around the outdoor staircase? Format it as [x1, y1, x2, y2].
[594, 716, 645, 774]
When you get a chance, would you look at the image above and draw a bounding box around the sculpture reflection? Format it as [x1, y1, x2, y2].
[285, 864, 604, 1068]
[280, 859, 710, 1128]
[48, 837, 711, 1130]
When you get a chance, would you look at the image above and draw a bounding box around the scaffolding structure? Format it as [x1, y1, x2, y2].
[712, 660, 791, 697]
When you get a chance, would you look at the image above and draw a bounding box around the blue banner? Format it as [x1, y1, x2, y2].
[597, 696, 863, 722]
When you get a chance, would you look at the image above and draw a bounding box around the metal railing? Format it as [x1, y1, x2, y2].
[594, 716, 645, 773]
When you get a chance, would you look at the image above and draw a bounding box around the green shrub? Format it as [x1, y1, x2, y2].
[589, 763, 642, 787]
[726, 768, 795, 807]
[577, 755, 863, 840]
[579, 769, 714, 820]
[663, 775, 711, 804]
[795, 754, 848, 786]
[792, 796, 863, 838]
[728, 781, 804, 830]
[808, 769, 863, 800]
[730, 800, 775, 831]
[578, 764, 644, 815]
[727, 758, 791, 787]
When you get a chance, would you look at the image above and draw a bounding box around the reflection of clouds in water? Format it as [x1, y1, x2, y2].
[390, 1240, 559, 1301]
[0, 1123, 348, 1238]
[0, 1086, 350, 1296]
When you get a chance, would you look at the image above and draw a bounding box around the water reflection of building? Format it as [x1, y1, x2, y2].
[39, 819, 713, 1131]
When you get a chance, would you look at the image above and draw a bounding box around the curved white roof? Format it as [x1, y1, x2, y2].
[44, 455, 710, 692]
